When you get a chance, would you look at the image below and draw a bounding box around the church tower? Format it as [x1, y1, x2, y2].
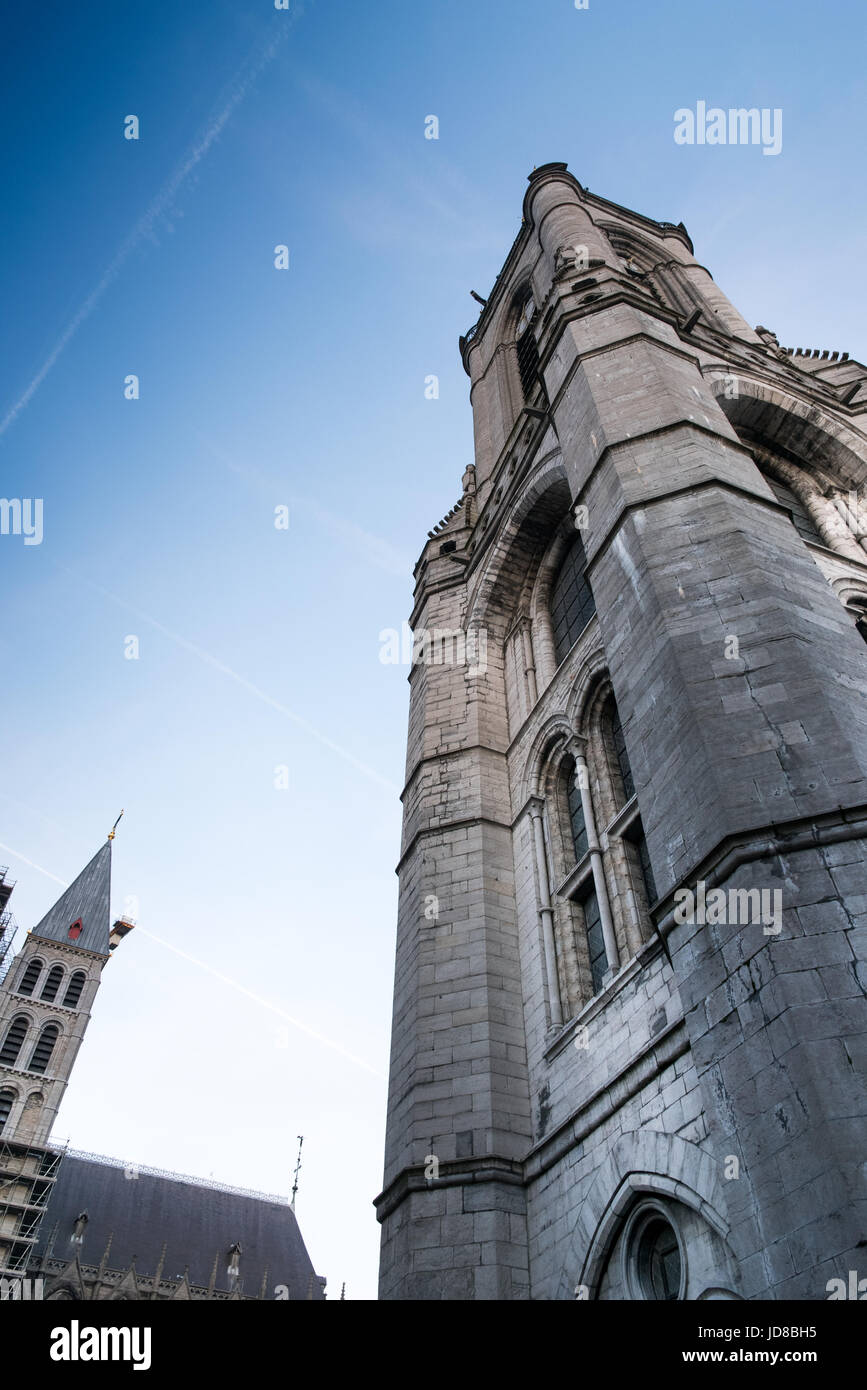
[375, 164, 867, 1300]
[0, 832, 133, 1275]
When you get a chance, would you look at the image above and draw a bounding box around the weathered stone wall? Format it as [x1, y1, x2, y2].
[378, 162, 867, 1300]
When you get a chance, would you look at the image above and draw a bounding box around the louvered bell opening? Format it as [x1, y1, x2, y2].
[0, 1016, 29, 1066]
[516, 320, 544, 402]
[62, 971, 87, 1009]
[18, 959, 42, 996]
[28, 1025, 59, 1075]
[40, 965, 64, 1002]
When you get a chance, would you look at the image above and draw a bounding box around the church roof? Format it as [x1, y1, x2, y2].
[31, 841, 112, 956]
[36, 1152, 326, 1299]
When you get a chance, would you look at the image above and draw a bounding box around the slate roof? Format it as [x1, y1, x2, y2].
[36, 1153, 325, 1299]
[31, 842, 112, 956]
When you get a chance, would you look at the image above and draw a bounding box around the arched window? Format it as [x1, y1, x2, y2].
[40, 965, 64, 1003]
[515, 293, 542, 402]
[607, 697, 635, 802]
[27, 1024, 60, 1075]
[550, 535, 596, 664]
[626, 823, 658, 905]
[62, 971, 87, 1009]
[602, 694, 658, 908]
[0, 1088, 15, 1134]
[763, 474, 822, 546]
[579, 885, 608, 996]
[626, 1206, 684, 1301]
[17, 957, 44, 997]
[564, 757, 589, 863]
[0, 1015, 30, 1067]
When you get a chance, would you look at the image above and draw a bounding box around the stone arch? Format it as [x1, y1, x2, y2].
[0, 1009, 37, 1066]
[521, 717, 574, 804]
[562, 648, 609, 733]
[482, 273, 546, 428]
[833, 573, 867, 606]
[705, 371, 867, 491]
[16, 1086, 46, 1140]
[556, 1129, 733, 1300]
[486, 271, 538, 352]
[529, 515, 594, 687]
[0, 1082, 20, 1136]
[14, 954, 45, 995]
[466, 456, 571, 645]
[704, 372, 867, 563]
[597, 222, 699, 317]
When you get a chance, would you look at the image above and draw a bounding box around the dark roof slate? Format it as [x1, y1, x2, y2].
[36, 1154, 325, 1299]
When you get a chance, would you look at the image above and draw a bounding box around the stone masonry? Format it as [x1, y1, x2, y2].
[375, 164, 867, 1300]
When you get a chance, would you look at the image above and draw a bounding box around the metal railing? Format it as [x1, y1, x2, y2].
[46, 1143, 289, 1206]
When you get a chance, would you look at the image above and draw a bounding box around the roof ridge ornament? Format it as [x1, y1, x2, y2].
[107, 810, 124, 842]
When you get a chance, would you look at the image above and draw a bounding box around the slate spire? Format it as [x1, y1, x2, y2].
[31, 840, 113, 956]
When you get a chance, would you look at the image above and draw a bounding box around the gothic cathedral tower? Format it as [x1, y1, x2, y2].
[375, 164, 867, 1300]
[0, 835, 133, 1275]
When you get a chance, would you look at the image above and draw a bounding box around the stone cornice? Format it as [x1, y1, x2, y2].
[374, 1153, 525, 1223]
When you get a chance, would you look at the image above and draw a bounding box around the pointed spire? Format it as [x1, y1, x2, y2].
[31, 841, 113, 956]
[97, 1231, 114, 1281]
[153, 1241, 167, 1294]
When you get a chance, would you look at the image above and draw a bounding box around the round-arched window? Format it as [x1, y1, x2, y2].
[623, 1202, 685, 1301]
[636, 1216, 681, 1300]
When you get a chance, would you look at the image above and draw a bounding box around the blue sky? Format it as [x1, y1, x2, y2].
[1, 0, 864, 1299]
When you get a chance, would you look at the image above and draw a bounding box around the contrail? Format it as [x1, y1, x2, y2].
[56, 563, 401, 795]
[0, 842, 68, 886]
[0, 842, 383, 1078]
[200, 436, 414, 577]
[0, 21, 292, 439]
[138, 926, 384, 1078]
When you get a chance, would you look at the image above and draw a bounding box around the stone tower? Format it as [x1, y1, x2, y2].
[0, 835, 133, 1275]
[375, 163, 867, 1300]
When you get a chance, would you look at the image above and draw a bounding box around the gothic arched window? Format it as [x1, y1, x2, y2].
[62, 971, 87, 1009]
[17, 957, 43, 997]
[550, 535, 596, 664]
[607, 697, 635, 803]
[564, 757, 589, 863]
[40, 965, 64, 1003]
[579, 885, 608, 996]
[0, 1088, 15, 1133]
[0, 1015, 30, 1067]
[515, 293, 542, 402]
[27, 1024, 60, 1075]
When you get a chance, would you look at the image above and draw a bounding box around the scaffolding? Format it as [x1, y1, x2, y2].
[0, 1140, 64, 1277]
[0, 866, 20, 984]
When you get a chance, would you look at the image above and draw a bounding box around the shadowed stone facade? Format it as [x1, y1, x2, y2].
[375, 163, 867, 1300]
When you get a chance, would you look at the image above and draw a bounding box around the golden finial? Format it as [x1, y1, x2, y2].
[108, 810, 124, 842]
